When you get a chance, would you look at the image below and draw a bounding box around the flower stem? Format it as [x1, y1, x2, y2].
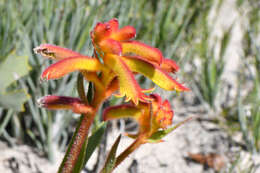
[58, 85, 107, 172]
[58, 113, 95, 173]
[114, 136, 145, 170]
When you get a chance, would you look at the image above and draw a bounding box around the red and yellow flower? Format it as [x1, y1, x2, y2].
[103, 94, 175, 143]
[34, 18, 188, 107]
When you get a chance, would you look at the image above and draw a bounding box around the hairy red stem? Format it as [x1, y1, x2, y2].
[59, 84, 108, 172]
[114, 136, 145, 170]
[59, 113, 95, 173]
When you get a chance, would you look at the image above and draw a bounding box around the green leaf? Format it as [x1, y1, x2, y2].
[220, 26, 232, 58]
[0, 110, 13, 136]
[0, 90, 30, 111]
[101, 135, 121, 173]
[0, 53, 31, 93]
[147, 117, 193, 143]
[83, 122, 107, 166]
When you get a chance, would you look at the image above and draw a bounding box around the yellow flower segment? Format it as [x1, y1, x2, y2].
[41, 56, 103, 80]
[121, 56, 189, 92]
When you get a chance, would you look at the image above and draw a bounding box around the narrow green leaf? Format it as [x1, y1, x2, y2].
[83, 122, 107, 166]
[101, 135, 121, 173]
[0, 110, 13, 136]
[147, 117, 193, 143]
[220, 26, 232, 58]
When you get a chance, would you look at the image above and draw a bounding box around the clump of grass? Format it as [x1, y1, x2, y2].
[235, 0, 260, 153]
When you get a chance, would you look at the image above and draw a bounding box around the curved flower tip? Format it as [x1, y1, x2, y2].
[108, 18, 119, 31]
[161, 58, 179, 73]
[122, 56, 189, 92]
[171, 80, 190, 92]
[91, 18, 120, 43]
[110, 25, 136, 41]
[91, 18, 136, 44]
[37, 95, 93, 114]
[175, 82, 190, 92]
[122, 41, 163, 65]
[41, 56, 103, 80]
[91, 22, 112, 42]
[34, 44, 82, 60]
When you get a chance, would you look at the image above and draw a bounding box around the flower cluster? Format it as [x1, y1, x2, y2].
[34, 19, 189, 172]
[104, 94, 174, 143]
[35, 19, 188, 106]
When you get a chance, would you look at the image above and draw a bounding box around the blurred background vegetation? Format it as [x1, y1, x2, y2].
[0, 0, 259, 172]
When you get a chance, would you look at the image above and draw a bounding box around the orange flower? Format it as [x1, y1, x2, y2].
[103, 94, 176, 143]
[34, 19, 188, 105]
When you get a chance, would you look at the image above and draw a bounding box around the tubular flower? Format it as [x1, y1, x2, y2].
[103, 94, 175, 143]
[34, 18, 188, 105]
[37, 95, 94, 114]
[91, 19, 189, 104]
